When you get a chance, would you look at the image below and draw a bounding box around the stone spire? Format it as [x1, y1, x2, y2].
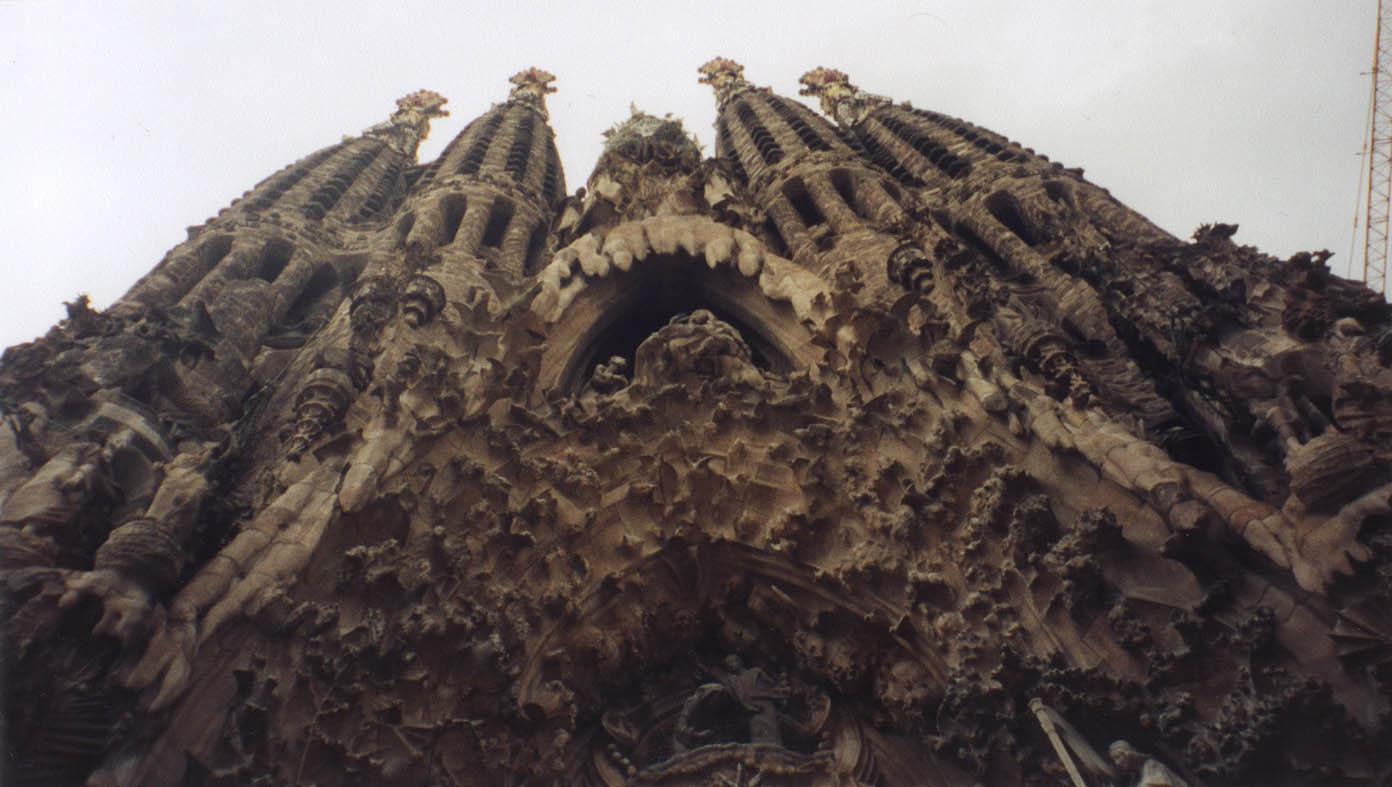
[397, 70, 565, 281]
[797, 66, 890, 126]
[363, 89, 450, 158]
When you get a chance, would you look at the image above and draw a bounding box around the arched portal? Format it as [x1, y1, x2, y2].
[531, 216, 830, 400]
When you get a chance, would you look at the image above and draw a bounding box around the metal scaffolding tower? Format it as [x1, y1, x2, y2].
[1363, 0, 1392, 296]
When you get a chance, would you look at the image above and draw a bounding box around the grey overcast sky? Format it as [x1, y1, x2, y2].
[0, 1, 1377, 349]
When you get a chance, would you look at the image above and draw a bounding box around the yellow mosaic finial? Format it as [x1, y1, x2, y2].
[364, 89, 450, 157]
[798, 67, 887, 126]
[697, 57, 751, 105]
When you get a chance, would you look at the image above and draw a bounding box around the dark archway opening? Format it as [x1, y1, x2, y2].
[560, 256, 795, 395]
[255, 239, 294, 282]
[984, 190, 1040, 247]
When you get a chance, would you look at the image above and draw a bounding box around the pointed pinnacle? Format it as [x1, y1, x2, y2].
[698, 57, 745, 86]
[507, 68, 557, 118]
[697, 57, 751, 106]
[797, 66, 887, 126]
[798, 67, 856, 115]
[510, 68, 558, 98]
[364, 89, 450, 157]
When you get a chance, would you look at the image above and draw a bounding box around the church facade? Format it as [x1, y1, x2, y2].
[3, 60, 1392, 785]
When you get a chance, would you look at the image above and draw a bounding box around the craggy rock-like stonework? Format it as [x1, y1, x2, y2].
[3, 63, 1392, 786]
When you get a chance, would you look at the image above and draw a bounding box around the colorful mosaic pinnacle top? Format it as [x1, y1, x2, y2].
[508, 67, 558, 114]
[797, 67, 856, 116]
[799, 67, 888, 126]
[697, 57, 752, 104]
[392, 89, 450, 125]
[364, 89, 450, 156]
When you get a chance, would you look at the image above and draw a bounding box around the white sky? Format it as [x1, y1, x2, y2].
[0, 1, 1377, 349]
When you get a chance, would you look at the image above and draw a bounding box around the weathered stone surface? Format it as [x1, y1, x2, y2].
[3, 64, 1391, 786]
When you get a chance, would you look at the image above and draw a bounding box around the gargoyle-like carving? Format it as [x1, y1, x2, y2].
[401, 274, 446, 327]
[50, 445, 215, 658]
[0, 442, 113, 560]
[595, 656, 837, 786]
[587, 355, 631, 395]
[287, 348, 371, 459]
[1286, 430, 1379, 512]
[887, 242, 934, 294]
[674, 656, 789, 751]
[633, 310, 764, 387]
[348, 276, 397, 338]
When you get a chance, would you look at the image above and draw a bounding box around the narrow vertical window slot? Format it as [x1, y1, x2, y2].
[440, 194, 468, 247]
[735, 102, 784, 166]
[857, 123, 922, 186]
[357, 157, 404, 219]
[762, 217, 790, 258]
[283, 265, 339, 326]
[782, 177, 825, 227]
[457, 113, 506, 176]
[828, 169, 863, 220]
[522, 221, 549, 276]
[199, 235, 235, 270]
[768, 100, 831, 151]
[540, 146, 561, 203]
[481, 199, 514, 249]
[717, 118, 750, 184]
[505, 113, 536, 182]
[255, 240, 294, 282]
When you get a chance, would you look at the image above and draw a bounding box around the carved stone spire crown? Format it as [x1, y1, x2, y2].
[363, 89, 449, 158]
[798, 66, 890, 126]
[508, 67, 558, 117]
[697, 56, 753, 107]
[601, 106, 701, 168]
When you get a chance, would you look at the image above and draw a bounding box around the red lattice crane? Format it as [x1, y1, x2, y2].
[1362, 0, 1392, 296]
